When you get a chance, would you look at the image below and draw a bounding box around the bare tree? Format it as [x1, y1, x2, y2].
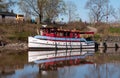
[113, 8, 120, 23]
[0, 0, 16, 11]
[44, 0, 65, 23]
[85, 0, 114, 23]
[65, 1, 77, 22]
[0, 0, 4, 8]
[18, 0, 65, 24]
[117, 8, 120, 22]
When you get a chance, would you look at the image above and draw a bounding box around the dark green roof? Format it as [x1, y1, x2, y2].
[0, 12, 16, 16]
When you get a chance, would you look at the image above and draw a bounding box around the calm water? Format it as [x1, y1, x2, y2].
[0, 48, 120, 78]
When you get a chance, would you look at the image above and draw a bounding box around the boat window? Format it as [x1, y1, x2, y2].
[63, 32, 70, 36]
[56, 32, 60, 36]
[60, 32, 63, 36]
[73, 33, 77, 38]
[45, 29, 48, 33]
[63, 32, 67, 36]
[66, 32, 70, 36]
[43, 29, 45, 32]
[48, 29, 51, 33]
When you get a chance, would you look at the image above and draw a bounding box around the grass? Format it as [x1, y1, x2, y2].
[14, 32, 31, 41]
[109, 27, 120, 34]
[0, 23, 38, 42]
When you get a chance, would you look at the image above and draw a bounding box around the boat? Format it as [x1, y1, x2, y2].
[28, 27, 95, 50]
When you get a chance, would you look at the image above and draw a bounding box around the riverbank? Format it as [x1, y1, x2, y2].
[0, 41, 119, 52]
[0, 43, 28, 52]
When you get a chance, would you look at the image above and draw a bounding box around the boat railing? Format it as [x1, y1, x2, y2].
[34, 35, 95, 43]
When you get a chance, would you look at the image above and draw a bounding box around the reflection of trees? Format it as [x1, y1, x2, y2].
[0, 52, 28, 76]
[85, 63, 120, 78]
[88, 53, 120, 78]
[58, 66, 77, 78]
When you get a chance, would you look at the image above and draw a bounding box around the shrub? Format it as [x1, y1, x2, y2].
[94, 34, 101, 41]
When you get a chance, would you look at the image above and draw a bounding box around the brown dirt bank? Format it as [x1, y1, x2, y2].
[0, 43, 28, 52]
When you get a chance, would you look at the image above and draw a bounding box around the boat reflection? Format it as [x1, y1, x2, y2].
[28, 49, 95, 62]
[28, 49, 95, 71]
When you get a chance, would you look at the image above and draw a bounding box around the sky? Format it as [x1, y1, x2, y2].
[13, 0, 120, 22]
[62, 0, 120, 22]
[62, 0, 89, 22]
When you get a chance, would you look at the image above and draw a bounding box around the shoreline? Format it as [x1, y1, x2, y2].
[0, 43, 28, 52]
[1, 41, 119, 52]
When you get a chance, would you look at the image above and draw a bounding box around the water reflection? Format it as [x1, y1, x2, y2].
[0, 52, 28, 78]
[85, 63, 120, 78]
[28, 49, 95, 62]
[28, 49, 95, 71]
[29, 49, 95, 78]
[0, 48, 120, 78]
[99, 47, 120, 54]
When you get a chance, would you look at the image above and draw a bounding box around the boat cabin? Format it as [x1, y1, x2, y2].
[39, 27, 94, 38]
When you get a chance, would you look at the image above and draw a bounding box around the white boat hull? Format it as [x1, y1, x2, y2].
[28, 37, 95, 50]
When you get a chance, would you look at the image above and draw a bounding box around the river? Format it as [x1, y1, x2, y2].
[0, 48, 120, 78]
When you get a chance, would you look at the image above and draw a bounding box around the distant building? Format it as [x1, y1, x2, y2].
[0, 11, 16, 23]
[0, 11, 24, 23]
[16, 14, 24, 23]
